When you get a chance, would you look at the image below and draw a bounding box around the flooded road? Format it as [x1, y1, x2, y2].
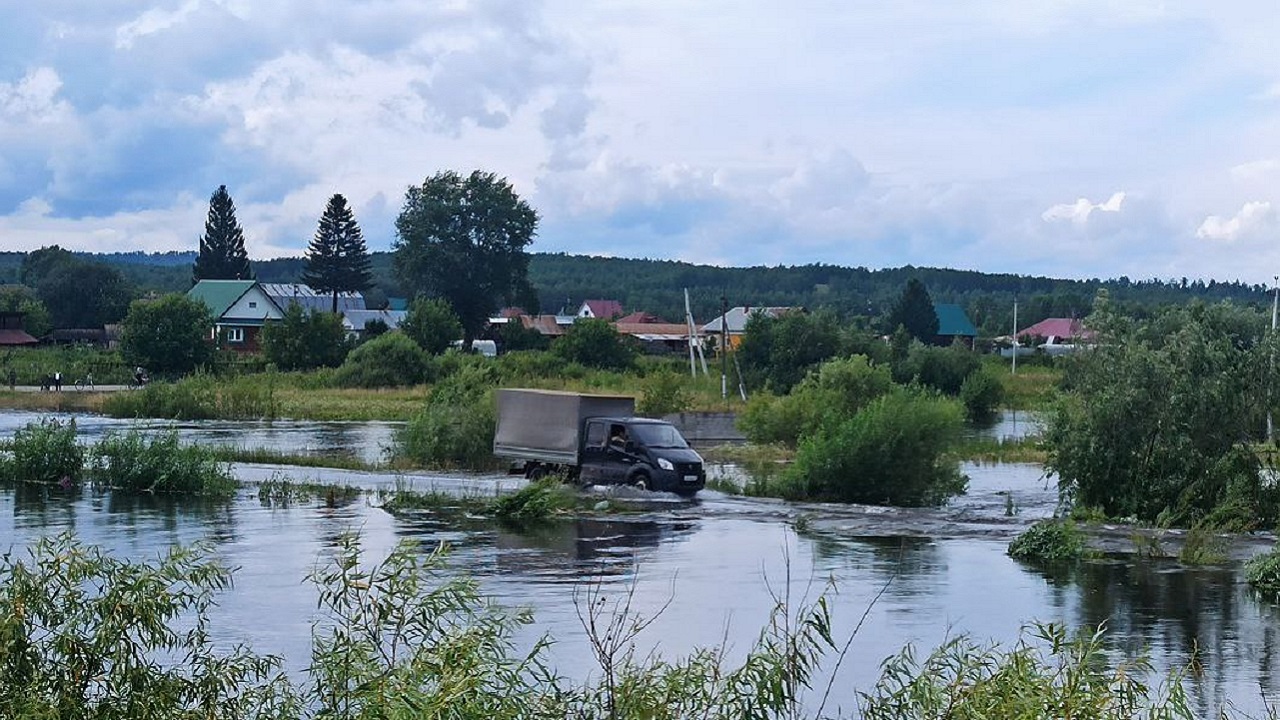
[1, 410, 1278, 715]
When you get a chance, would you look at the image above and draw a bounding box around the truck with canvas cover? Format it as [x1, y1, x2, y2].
[493, 388, 705, 495]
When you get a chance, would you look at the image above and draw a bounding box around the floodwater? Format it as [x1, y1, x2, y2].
[1, 409, 1278, 716]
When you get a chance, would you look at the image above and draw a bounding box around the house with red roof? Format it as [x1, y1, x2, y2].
[576, 299, 624, 320]
[1016, 318, 1095, 344]
[0, 312, 39, 346]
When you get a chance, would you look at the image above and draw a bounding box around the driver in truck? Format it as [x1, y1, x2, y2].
[609, 425, 628, 449]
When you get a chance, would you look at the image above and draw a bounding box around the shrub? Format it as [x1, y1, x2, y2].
[0, 533, 293, 719]
[959, 366, 1005, 423]
[739, 355, 894, 446]
[775, 390, 966, 506]
[101, 373, 278, 420]
[552, 318, 636, 370]
[1007, 519, 1086, 565]
[893, 343, 981, 395]
[261, 304, 349, 371]
[1245, 547, 1280, 594]
[120, 293, 215, 376]
[400, 297, 462, 354]
[394, 366, 500, 469]
[636, 369, 692, 417]
[0, 418, 83, 486]
[89, 428, 237, 496]
[333, 332, 430, 388]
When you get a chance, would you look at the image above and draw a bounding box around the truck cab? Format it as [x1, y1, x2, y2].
[579, 417, 705, 495]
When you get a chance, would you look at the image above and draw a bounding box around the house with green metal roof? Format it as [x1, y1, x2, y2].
[933, 303, 978, 348]
[187, 280, 285, 352]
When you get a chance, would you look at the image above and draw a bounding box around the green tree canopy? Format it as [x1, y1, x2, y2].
[120, 294, 214, 376]
[261, 304, 349, 371]
[37, 261, 131, 329]
[886, 278, 938, 342]
[392, 170, 538, 347]
[738, 310, 843, 393]
[193, 185, 253, 283]
[400, 298, 463, 355]
[0, 286, 52, 337]
[302, 194, 373, 313]
[552, 318, 636, 370]
[19, 246, 76, 287]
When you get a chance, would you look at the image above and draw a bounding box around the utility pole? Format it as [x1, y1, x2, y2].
[721, 295, 729, 403]
[1011, 298, 1019, 376]
[1269, 277, 1278, 442]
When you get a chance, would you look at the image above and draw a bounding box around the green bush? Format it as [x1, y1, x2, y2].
[400, 297, 462, 354]
[261, 304, 349, 371]
[1245, 547, 1280, 593]
[893, 343, 981, 395]
[552, 318, 636, 370]
[959, 366, 1005, 423]
[739, 355, 894, 446]
[333, 332, 430, 388]
[1007, 519, 1086, 565]
[772, 390, 966, 506]
[89, 428, 236, 496]
[120, 293, 215, 376]
[394, 366, 500, 469]
[0, 418, 83, 486]
[636, 369, 692, 417]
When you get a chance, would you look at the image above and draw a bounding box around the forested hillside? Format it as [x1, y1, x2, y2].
[0, 250, 1267, 336]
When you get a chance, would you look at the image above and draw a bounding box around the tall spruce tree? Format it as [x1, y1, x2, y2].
[192, 185, 253, 283]
[303, 194, 373, 313]
[886, 277, 939, 343]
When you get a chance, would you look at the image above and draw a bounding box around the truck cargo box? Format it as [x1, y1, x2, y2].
[493, 389, 636, 465]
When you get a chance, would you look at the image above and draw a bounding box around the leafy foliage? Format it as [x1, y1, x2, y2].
[0, 418, 83, 485]
[0, 285, 50, 337]
[400, 297, 463, 354]
[959, 365, 1006, 423]
[491, 480, 578, 526]
[393, 170, 538, 346]
[261, 304, 349, 371]
[301, 194, 372, 312]
[739, 355, 894, 446]
[893, 342, 982, 394]
[636, 369, 693, 417]
[333, 332, 430, 388]
[861, 623, 1192, 719]
[101, 372, 280, 420]
[766, 390, 966, 506]
[1245, 547, 1280, 594]
[395, 365, 500, 468]
[886, 278, 938, 341]
[193, 185, 254, 282]
[1046, 300, 1280, 529]
[120, 294, 215, 376]
[553, 318, 637, 370]
[1007, 519, 1086, 566]
[737, 310, 843, 392]
[37, 260, 131, 329]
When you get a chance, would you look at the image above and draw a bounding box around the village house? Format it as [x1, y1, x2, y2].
[187, 280, 285, 352]
[700, 306, 798, 350]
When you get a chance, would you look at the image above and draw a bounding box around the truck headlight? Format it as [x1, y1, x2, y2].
[657, 458, 674, 471]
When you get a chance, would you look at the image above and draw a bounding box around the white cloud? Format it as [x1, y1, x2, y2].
[115, 1, 204, 50]
[1041, 192, 1126, 224]
[1196, 201, 1274, 241]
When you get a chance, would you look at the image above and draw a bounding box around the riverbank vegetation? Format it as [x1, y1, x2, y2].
[0, 419, 235, 496]
[1046, 296, 1280, 532]
[0, 532, 1238, 719]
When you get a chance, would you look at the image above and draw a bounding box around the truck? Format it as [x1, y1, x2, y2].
[492, 388, 706, 496]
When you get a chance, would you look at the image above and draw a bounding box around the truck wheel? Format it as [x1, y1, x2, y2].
[630, 471, 650, 491]
[527, 466, 548, 481]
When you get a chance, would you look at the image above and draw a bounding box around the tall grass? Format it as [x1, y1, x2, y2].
[89, 429, 236, 495]
[0, 418, 83, 485]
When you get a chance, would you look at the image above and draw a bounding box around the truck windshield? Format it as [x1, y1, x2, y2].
[629, 423, 688, 448]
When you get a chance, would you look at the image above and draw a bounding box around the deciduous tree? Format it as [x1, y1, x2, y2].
[261, 304, 349, 371]
[37, 262, 131, 329]
[193, 185, 253, 282]
[120, 294, 214, 376]
[302, 194, 373, 313]
[400, 298, 462, 355]
[393, 170, 538, 347]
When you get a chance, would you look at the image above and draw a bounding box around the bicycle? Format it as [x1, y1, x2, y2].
[127, 375, 149, 390]
[74, 376, 95, 391]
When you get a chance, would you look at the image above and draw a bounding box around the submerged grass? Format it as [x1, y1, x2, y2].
[254, 473, 364, 508]
[208, 446, 380, 471]
[950, 435, 1047, 464]
[89, 429, 236, 496]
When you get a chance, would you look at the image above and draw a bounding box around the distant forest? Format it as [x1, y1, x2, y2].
[0, 250, 1268, 337]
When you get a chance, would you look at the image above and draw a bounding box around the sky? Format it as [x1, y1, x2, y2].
[3, 1, 1280, 284]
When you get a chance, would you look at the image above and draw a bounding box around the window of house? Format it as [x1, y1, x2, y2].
[248, 301, 257, 309]
[226, 327, 245, 343]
